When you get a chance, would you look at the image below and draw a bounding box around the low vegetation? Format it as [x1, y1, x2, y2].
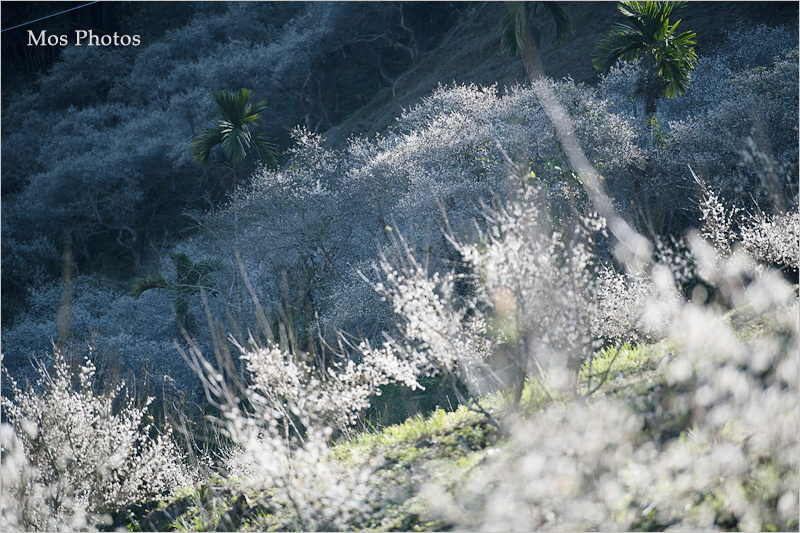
[1, 2, 798, 531]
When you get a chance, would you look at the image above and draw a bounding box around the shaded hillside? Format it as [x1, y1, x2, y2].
[0, 2, 464, 327]
[322, 1, 799, 148]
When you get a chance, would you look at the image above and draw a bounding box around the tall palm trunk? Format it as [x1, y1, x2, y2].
[644, 52, 658, 153]
[507, 2, 545, 80]
[644, 52, 658, 117]
[502, 1, 572, 81]
[232, 165, 244, 325]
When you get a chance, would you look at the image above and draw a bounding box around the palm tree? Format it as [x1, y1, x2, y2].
[500, 1, 573, 80]
[131, 252, 220, 331]
[592, 1, 697, 116]
[190, 88, 277, 324]
[191, 88, 278, 192]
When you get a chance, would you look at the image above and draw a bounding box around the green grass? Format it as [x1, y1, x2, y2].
[578, 341, 668, 396]
[118, 339, 708, 532]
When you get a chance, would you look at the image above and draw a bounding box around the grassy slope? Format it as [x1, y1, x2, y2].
[124, 294, 799, 532]
[126, 341, 672, 532]
[117, 3, 799, 530]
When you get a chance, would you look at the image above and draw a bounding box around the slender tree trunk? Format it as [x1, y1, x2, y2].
[521, 30, 545, 81]
[518, 16, 545, 80]
[57, 232, 74, 354]
[232, 165, 243, 325]
[643, 52, 658, 155]
[638, 54, 658, 229]
[644, 53, 658, 117]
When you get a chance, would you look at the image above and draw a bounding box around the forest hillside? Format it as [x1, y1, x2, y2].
[1, 2, 799, 531]
[320, 2, 800, 145]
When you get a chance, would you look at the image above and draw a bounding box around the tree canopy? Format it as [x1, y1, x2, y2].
[593, 1, 697, 114]
[191, 88, 278, 173]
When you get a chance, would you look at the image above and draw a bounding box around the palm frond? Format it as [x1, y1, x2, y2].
[253, 133, 279, 168]
[193, 88, 276, 173]
[190, 128, 225, 167]
[616, 2, 649, 35]
[500, 2, 527, 57]
[243, 99, 268, 126]
[658, 27, 697, 97]
[130, 274, 169, 299]
[502, 1, 573, 56]
[592, 23, 647, 74]
[171, 252, 220, 287]
[654, 1, 687, 20]
[541, 2, 573, 45]
[211, 89, 249, 127]
[220, 123, 252, 165]
[616, 1, 687, 46]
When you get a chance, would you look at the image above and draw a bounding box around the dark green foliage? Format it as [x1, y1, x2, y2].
[131, 252, 220, 329]
[190, 89, 277, 172]
[367, 375, 466, 428]
[500, 1, 573, 57]
[593, 1, 697, 114]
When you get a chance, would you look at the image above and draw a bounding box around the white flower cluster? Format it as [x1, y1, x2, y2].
[368, 180, 661, 400]
[626, 235, 798, 530]
[184, 336, 403, 530]
[220, 426, 378, 532]
[698, 176, 799, 271]
[237, 337, 419, 432]
[0, 350, 195, 531]
[593, 266, 656, 343]
[365, 251, 497, 397]
[457, 184, 608, 391]
[740, 211, 800, 271]
[699, 185, 742, 257]
[423, 237, 799, 531]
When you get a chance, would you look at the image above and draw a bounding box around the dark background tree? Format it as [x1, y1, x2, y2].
[1, 2, 214, 93]
[500, 1, 573, 79]
[0, 2, 464, 328]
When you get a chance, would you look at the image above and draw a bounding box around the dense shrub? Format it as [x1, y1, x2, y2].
[0, 274, 196, 394]
[597, 24, 798, 233]
[177, 299, 423, 530]
[0, 349, 196, 531]
[739, 211, 800, 272]
[361, 178, 636, 404]
[431, 236, 799, 531]
[698, 170, 800, 274]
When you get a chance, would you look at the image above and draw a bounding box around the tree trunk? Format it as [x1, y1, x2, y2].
[519, 21, 545, 80]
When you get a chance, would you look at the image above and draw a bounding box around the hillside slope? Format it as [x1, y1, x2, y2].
[322, 1, 798, 148]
